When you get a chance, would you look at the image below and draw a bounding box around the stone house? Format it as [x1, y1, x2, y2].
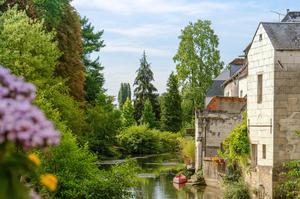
[195, 11, 300, 198]
[246, 17, 300, 198]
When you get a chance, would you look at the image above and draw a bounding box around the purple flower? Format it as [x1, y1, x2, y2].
[0, 66, 60, 149]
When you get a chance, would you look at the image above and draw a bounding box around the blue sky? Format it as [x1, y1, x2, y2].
[71, 0, 299, 97]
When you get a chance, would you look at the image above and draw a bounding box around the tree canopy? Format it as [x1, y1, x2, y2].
[118, 83, 131, 109]
[140, 99, 156, 128]
[133, 51, 160, 121]
[174, 20, 223, 109]
[121, 98, 136, 128]
[160, 72, 182, 132]
[81, 16, 105, 103]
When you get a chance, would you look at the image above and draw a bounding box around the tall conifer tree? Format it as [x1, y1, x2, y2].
[160, 72, 182, 132]
[133, 51, 160, 121]
[118, 83, 131, 109]
[81, 16, 105, 103]
[56, 4, 85, 101]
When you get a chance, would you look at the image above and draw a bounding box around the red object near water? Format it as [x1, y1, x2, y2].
[173, 175, 187, 184]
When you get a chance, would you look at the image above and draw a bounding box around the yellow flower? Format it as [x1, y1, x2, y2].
[40, 174, 58, 191]
[28, 153, 41, 167]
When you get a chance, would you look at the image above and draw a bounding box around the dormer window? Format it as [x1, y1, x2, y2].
[259, 34, 263, 41]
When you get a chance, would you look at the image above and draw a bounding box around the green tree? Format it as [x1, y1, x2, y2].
[33, 0, 70, 28]
[174, 20, 223, 109]
[118, 83, 131, 109]
[0, 7, 60, 86]
[56, 4, 85, 101]
[140, 99, 156, 128]
[122, 98, 136, 128]
[81, 16, 105, 103]
[160, 72, 182, 132]
[86, 93, 122, 157]
[133, 51, 160, 121]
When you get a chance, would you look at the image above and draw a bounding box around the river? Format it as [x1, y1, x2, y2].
[100, 153, 223, 199]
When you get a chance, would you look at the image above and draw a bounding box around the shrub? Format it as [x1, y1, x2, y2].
[179, 137, 195, 164]
[219, 113, 250, 166]
[223, 165, 242, 184]
[224, 182, 250, 199]
[117, 125, 180, 155]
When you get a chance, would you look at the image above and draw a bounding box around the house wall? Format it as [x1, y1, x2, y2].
[238, 77, 247, 97]
[273, 50, 300, 165]
[224, 80, 238, 97]
[246, 24, 275, 198]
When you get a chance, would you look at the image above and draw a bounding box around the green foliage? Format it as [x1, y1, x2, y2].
[223, 165, 242, 184]
[219, 114, 250, 166]
[174, 20, 223, 109]
[160, 72, 182, 132]
[140, 99, 156, 128]
[81, 16, 105, 103]
[179, 138, 195, 164]
[56, 4, 85, 101]
[33, 0, 70, 28]
[275, 161, 300, 198]
[118, 83, 131, 109]
[41, 132, 138, 199]
[133, 51, 160, 121]
[122, 98, 136, 128]
[0, 7, 60, 86]
[224, 182, 250, 199]
[86, 93, 122, 157]
[117, 125, 180, 155]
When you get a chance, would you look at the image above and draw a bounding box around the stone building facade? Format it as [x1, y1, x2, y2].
[195, 97, 246, 172]
[246, 21, 300, 198]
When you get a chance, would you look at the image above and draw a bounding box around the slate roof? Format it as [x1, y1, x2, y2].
[262, 22, 300, 50]
[206, 70, 230, 97]
[206, 80, 225, 97]
[282, 12, 300, 22]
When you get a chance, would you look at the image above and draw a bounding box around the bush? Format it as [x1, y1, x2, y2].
[224, 182, 250, 199]
[223, 164, 242, 184]
[117, 125, 180, 155]
[275, 160, 300, 199]
[179, 137, 195, 164]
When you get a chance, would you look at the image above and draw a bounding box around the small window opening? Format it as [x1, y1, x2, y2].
[262, 144, 266, 159]
[259, 34, 263, 41]
[257, 74, 263, 103]
[240, 90, 243, 98]
[252, 144, 258, 166]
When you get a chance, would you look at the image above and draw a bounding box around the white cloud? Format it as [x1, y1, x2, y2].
[72, 0, 231, 15]
[106, 24, 177, 37]
[103, 40, 172, 57]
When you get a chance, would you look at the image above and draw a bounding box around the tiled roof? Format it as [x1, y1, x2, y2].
[229, 58, 245, 66]
[282, 12, 300, 22]
[262, 22, 300, 50]
[206, 96, 246, 113]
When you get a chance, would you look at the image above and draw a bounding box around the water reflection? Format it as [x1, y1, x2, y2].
[134, 153, 222, 199]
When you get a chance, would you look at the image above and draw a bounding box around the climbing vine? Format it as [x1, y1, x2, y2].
[219, 113, 250, 166]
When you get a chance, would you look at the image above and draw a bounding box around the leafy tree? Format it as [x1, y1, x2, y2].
[174, 20, 223, 109]
[118, 83, 131, 109]
[0, 0, 36, 18]
[133, 51, 160, 121]
[56, 4, 85, 101]
[86, 93, 122, 157]
[33, 0, 70, 28]
[140, 99, 156, 128]
[81, 16, 105, 103]
[160, 72, 182, 132]
[122, 98, 136, 128]
[0, 7, 60, 85]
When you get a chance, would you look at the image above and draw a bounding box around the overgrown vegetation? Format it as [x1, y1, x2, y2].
[179, 137, 195, 165]
[117, 125, 180, 155]
[224, 182, 250, 199]
[275, 132, 300, 198]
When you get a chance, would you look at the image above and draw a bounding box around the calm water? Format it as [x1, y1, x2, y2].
[133, 153, 223, 199]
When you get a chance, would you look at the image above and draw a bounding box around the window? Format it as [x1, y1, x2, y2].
[262, 144, 266, 159]
[257, 74, 263, 103]
[240, 90, 243, 98]
[259, 34, 263, 41]
[251, 144, 257, 166]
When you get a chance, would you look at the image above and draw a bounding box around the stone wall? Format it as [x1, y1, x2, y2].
[246, 24, 275, 198]
[273, 51, 300, 165]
